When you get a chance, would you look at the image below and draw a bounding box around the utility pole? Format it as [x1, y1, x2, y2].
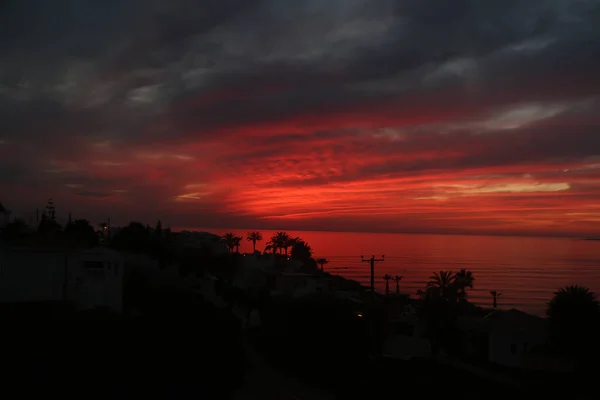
[361, 255, 385, 297]
[361, 254, 385, 360]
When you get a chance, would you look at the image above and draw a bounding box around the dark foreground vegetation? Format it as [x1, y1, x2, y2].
[2, 200, 600, 399]
[250, 294, 515, 399]
[0, 290, 246, 399]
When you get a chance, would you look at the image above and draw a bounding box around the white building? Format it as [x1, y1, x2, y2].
[383, 304, 432, 360]
[0, 247, 124, 312]
[72, 248, 124, 312]
[485, 309, 548, 369]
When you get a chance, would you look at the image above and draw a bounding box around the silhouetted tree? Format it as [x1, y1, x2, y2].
[383, 274, 392, 295]
[151, 220, 173, 268]
[154, 220, 162, 236]
[316, 258, 328, 272]
[0, 202, 11, 227]
[421, 270, 476, 355]
[45, 198, 56, 221]
[36, 199, 61, 235]
[394, 275, 403, 294]
[426, 271, 457, 300]
[270, 232, 291, 255]
[454, 268, 475, 299]
[221, 232, 237, 253]
[264, 242, 276, 255]
[546, 285, 600, 364]
[111, 222, 152, 253]
[246, 231, 262, 253]
[286, 236, 303, 253]
[1, 219, 28, 243]
[290, 239, 312, 262]
[64, 219, 98, 247]
[232, 236, 242, 254]
[161, 227, 175, 262]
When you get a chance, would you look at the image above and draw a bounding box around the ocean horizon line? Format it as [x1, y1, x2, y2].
[171, 226, 591, 241]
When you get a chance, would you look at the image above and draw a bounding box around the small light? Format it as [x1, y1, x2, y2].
[357, 313, 363, 318]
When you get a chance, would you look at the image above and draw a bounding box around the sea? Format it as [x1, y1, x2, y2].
[191, 229, 600, 316]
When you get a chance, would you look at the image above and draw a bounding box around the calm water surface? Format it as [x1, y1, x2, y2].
[194, 229, 600, 316]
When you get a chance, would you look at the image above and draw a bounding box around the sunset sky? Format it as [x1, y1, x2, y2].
[1, 0, 599, 237]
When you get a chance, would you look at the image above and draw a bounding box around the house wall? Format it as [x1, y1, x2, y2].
[71, 250, 124, 312]
[0, 250, 69, 303]
[0, 248, 124, 312]
[489, 330, 523, 368]
[488, 328, 546, 368]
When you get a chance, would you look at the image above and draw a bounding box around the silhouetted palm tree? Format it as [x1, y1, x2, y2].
[454, 268, 475, 299]
[264, 242, 276, 254]
[270, 232, 291, 255]
[427, 271, 455, 295]
[291, 240, 313, 262]
[246, 231, 262, 253]
[490, 290, 502, 308]
[394, 275, 403, 294]
[383, 274, 393, 295]
[221, 232, 237, 253]
[316, 258, 328, 272]
[233, 236, 242, 254]
[546, 285, 600, 358]
[286, 236, 304, 254]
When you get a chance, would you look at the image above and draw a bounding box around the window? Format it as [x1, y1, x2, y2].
[83, 261, 103, 269]
[83, 260, 104, 279]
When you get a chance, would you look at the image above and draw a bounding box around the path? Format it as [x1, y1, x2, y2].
[234, 335, 334, 400]
[192, 277, 334, 399]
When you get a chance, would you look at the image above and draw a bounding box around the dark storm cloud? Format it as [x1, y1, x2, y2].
[1, 0, 599, 232]
[2, 0, 599, 145]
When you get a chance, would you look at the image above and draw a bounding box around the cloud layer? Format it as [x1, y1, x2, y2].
[1, 0, 599, 236]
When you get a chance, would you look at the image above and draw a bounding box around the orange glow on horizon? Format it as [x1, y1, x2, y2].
[3, 88, 599, 238]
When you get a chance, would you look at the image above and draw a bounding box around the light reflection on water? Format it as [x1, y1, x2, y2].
[188, 228, 600, 316]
